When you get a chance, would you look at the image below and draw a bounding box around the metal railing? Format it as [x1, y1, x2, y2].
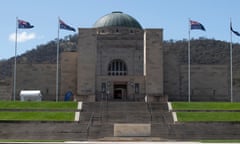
[147, 102, 153, 123]
[86, 112, 94, 138]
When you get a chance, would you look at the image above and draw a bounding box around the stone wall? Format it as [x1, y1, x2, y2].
[1, 121, 240, 141]
[0, 80, 11, 100]
[180, 65, 229, 101]
[164, 63, 229, 101]
[233, 66, 240, 101]
[16, 64, 56, 101]
[96, 27, 144, 76]
[77, 28, 97, 101]
[60, 52, 78, 101]
[145, 29, 164, 99]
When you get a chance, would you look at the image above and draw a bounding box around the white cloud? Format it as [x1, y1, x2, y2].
[9, 32, 36, 43]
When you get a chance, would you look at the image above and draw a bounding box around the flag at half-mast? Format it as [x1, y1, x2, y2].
[190, 20, 205, 31]
[59, 19, 76, 32]
[230, 22, 240, 36]
[18, 19, 34, 29]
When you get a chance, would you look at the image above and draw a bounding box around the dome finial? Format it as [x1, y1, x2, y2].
[112, 11, 123, 13]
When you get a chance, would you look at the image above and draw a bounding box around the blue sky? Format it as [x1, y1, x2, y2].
[1, 0, 240, 59]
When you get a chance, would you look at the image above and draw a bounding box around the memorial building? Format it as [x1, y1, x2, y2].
[61, 11, 164, 102]
[13, 11, 236, 102]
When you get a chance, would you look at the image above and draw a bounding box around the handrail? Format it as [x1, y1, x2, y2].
[86, 112, 94, 138]
[100, 92, 103, 122]
[147, 102, 153, 123]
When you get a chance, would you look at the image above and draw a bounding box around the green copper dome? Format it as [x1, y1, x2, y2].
[93, 11, 142, 29]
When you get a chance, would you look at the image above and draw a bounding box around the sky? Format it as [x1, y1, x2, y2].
[1, 0, 240, 60]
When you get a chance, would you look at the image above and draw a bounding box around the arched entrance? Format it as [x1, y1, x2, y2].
[113, 83, 127, 100]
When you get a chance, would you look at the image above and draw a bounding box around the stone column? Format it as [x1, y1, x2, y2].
[77, 28, 97, 102]
[144, 29, 164, 102]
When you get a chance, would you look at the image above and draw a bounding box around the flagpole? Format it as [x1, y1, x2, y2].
[13, 17, 18, 101]
[56, 17, 60, 102]
[188, 18, 191, 102]
[230, 18, 233, 102]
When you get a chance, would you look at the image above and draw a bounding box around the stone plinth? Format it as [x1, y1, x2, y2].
[114, 123, 151, 137]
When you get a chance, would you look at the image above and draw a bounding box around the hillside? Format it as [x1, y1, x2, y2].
[164, 38, 237, 65]
[0, 36, 240, 80]
[0, 34, 78, 80]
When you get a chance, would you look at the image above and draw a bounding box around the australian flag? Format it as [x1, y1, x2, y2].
[230, 22, 240, 37]
[190, 20, 205, 31]
[18, 19, 34, 29]
[59, 19, 76, 32]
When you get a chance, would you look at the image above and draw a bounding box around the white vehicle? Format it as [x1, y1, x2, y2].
[20, 90, 42, 101]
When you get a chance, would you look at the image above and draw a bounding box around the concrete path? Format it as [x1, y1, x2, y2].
[1, 141, 239, 144]
[65, 142, 240, 144]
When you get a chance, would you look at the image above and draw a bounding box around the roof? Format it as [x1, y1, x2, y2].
[93, 11, 143, 29]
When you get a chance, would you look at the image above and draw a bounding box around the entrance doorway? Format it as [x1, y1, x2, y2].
[114, 83, 127, 100]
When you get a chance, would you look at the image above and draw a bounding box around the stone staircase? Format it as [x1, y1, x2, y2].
[1, 101, 240, 141]
[78, 101, 173, 139]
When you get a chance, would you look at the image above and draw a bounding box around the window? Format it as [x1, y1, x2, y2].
[108, 59, 127, 76]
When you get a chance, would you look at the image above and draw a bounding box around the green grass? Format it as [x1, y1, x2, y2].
[172, 102, 240, 110]
[200, 139, 240, 143]
[0, 101, 77, 110]
[0, 111, 75, 121]
[0, 139, 64, 142]
[172, 102, 240, 122]
[177, 112, 240, 122]
[0, 101, 77, 121]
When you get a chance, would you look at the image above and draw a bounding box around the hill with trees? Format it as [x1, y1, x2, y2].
[0, 34, 78, 80]
[0, 36, 239, 80]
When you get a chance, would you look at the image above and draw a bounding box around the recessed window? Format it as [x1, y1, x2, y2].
[108, 59, 127, 76]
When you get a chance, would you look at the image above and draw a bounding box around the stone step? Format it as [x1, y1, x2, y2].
[149, 102, 169, 111]
[151, 112, 174, 124]
[79, 111, 152, 123]
[88, 124, 113, 138]
[82, 102, 148, 112]
[80, 102, 172, 139]
[97, 137, 165, 141]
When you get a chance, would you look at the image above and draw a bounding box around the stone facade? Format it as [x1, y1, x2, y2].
[15, 64, 56, 101]
[60, 52, 78, 100]
[175, 65, 228, 101]
[145, 29, 164, 101]
[0, 80, 11, 100]
[76, 27, 163, 102]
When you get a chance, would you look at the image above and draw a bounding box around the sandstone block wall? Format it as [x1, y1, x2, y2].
[0, 80, 11, 100]
[145, 29, 164, 98]
[77, 28, 97, 101]
[16, 64, 56, 101]
[60, 52, 78, 100]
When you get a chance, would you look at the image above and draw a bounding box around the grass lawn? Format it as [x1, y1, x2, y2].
[172, 102, 240, 122]
[200, 139, 240, 143]
[0, 139, 64, 142]
[177, 112, 240, 122]
[0, 101, 77, 110]
[0, 101, 77, 121]
[0, 111, 75, 121]
[172, 102, 240, 110]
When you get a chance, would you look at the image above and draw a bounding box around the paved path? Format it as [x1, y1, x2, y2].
[1, 141, 239, 144]
[65, 142, 239, 144]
